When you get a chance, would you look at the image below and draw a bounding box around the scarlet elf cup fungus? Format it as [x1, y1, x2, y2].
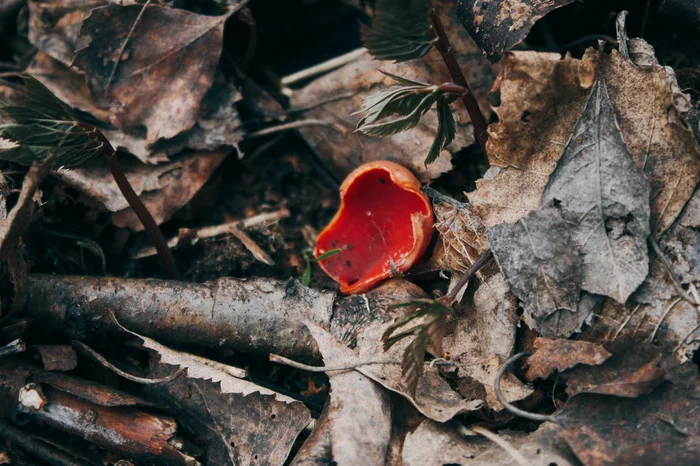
[314, 161, 434, 294]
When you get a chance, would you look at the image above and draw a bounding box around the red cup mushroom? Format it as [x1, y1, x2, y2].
[314, 161, 434, 294]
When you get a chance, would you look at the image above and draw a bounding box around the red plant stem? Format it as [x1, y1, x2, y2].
[444, 249, 493, 304]
[429, 8, 488, 153]
[435, 82, 469, 95]
[81, 123, 179, 279]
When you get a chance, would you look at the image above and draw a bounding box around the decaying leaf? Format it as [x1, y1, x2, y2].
[598, 47, 700, 236]
[558, 358, 699, 466]
[581, 188, 700, 356]
[74, 3, 232, 144]
[402, 421, 578, 466]
[524, 338, 611, 381]
[303, 323, 392, 466]
[468, 51, 595, 227]
[561, 342, 665, 398]
[55, 149, 230, 231]
[124, 326, 312, 466]
[290, 0, 494, 182]
[442, 273, 532, 410]
[542, 79, 651, 304]
[28, 0, 104, 66]
[455, 0, 576, 59]
[334, 317, 484, 422]
[430, 195, 490, 274]
[488, 206, 581, 336]
[27, 2, 244, 164]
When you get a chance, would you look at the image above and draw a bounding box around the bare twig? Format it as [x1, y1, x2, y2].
[229, 224, 275, 266]
[131, 208, 290, 259]
[444, 249, 493, 304]
[613, 304, 642, 340]
[281, 48, 368, 86]
[72, 341, 182, 384]
[246, 119, 347, 138]
[494, 352, 559, 424]
[0, 338, 25, 358]
[429, 8, 488, 153]
[270, 353, 399, 372]
[460, 424, 528, 466]
[649, 237, 698, 305]
[648, 297, 682, 343]
[0, 420, 88, 466]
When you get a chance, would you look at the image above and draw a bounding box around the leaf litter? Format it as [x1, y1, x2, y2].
[0, 1, 698, 465]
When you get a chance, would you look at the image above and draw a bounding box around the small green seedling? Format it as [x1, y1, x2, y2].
[356, 0, 488, 164]
[302, 248, 341, 287]
[0, 76, 178, 278]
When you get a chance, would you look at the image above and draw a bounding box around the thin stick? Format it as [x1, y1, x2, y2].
[73, 341, 182, 384]
[429, 8, 488, 153]
[281, 48, 368, 86]
[650, 237, 697, 305]
[246, 119, 347, 138]
[460, 424, 528, 466]
[674, 323, 700, 353]
[613, 304, 641, 340]
[270, 353, 399, 372]
[494, 352, 559, 424]
[648, 297, 682, 342]
[445, 249, 493, 304]
[81, 123, 179, 278]
[106, 0, 152, 90]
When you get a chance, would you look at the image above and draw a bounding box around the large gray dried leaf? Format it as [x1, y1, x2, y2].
[304, 323, 392, 466]
[543, 80, 651, 304]
[488, 206, 581, 336]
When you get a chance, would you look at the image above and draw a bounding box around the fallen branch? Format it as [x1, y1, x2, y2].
[25, 275, 334, 360]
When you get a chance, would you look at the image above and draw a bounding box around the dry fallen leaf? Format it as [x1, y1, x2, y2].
[524, 338, 612, 381]
[28, 0, 103, 66]
[580, 188, 700, 356]
[455, 0, 576, 60]
[74, 3, 232, 144]
[488, 206, 581, 336]
[123, 327, 313, 466]
[557, 357, 699, 466]
[304, 323, 392, 466]
[290, 0, 495, 182]
[27, 3, 244, 164]
[442, 273, 532, 410]
[599, 47, 700, 236]
[542, 79, 651, 304]
[561, 341, 665, 398]
[402, 421, 578, 466]
[55, 149, 230, 231]
[468, 50, 595, 227]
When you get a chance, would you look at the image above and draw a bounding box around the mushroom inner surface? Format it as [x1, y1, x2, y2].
[316, 167, 427, 288]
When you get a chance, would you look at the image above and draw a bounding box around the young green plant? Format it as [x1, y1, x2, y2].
[0, 76, 178, 279]
[357, 0, 488, 164]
